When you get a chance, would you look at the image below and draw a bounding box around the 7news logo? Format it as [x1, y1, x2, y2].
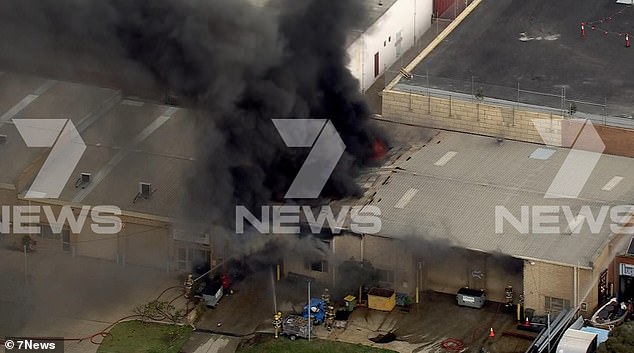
[0, 118, 122, 235]
[13, 118, 86, 199]
[496, 119, 634, 235]
[236, 119, 382, 235]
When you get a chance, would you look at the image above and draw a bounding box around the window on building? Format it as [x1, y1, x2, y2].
[61, 229, 71, 253]
[41, 224, 60, 240]
[177, 247, 210, 272]
[395, 30, 403, 58]
[0, 209, 9, 234]
[374, 52, 380, 77]
[172, 228, 209, 245]
[41, 224, 70, 252]
[305, 259, 328, 272]
[376, 269, 394, 283]
[544, 296, 570, 314]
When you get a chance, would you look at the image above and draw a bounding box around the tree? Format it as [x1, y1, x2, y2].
[133, 300, 184, 324]
[597, 322, 634, 353]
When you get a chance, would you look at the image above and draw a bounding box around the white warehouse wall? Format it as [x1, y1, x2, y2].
[348, 0, 433, 92]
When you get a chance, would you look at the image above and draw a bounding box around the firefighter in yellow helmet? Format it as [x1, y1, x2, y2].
[325, 305, 335, 331]
[322, 288, 332, 306]
[273, 312, 283, 338]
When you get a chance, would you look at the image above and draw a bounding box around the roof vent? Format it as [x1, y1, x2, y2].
[134, 182, 155, 203]
[0, 134, 6, 144]
[75, 173, 91, 189]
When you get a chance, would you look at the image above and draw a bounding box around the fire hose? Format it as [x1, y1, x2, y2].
[58, 285, 187, 345]
[441, 302, 503, 352]
[440, 338, 465, 351]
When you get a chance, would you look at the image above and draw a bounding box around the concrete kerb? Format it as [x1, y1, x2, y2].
[384, 0, 483, 91]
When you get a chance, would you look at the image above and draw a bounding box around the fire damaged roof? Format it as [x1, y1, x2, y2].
[0, 72, 391, 225]
[369, 131, 634, 267]
[5, 70, 629, 268]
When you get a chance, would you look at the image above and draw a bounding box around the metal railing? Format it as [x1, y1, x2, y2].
[388, 70, 634, 129]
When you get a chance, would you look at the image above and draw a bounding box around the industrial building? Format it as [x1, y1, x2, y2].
[2, 0, 634, 322]
[284, 128, 634, 316]
[2, 66, 633, 318]
[0, 73, 198, 270]
[371, 0, 634, 316]
[346, 0, 433, 92]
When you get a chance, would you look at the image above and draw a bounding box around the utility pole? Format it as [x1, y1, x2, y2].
[547, 312, 551, 352]
[306, 280, 312, 342]
[24, 245, 27, 283]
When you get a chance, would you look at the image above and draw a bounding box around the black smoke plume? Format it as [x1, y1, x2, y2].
[0, 0, 384, 230]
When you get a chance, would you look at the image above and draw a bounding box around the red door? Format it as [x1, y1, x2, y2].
[434, 0, 454, 16]
[374, 52, 379, 78]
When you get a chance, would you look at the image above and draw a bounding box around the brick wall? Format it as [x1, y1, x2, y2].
[383, 89, 634, 157]
[523, 260, 596, 316]
[382, 89, 564, 146]
[282, 234, 418, 297]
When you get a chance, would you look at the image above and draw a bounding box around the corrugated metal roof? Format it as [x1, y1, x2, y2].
[370, 132, 634, 267]
[60, 105, 198, 218]
[0, 74, 119, 185]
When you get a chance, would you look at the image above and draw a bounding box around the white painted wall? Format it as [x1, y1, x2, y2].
[348, 0, 433, 92]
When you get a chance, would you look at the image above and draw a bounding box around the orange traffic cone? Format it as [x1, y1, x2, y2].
[489, 327, 495, 337]
[525, 317, 530, 327]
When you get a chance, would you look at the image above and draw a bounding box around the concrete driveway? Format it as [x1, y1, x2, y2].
[0, 238, 179, 353]
[330, 291, 533, 353]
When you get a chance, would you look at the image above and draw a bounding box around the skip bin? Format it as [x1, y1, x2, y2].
[344, 295, 357, 311]
[200, 280, 223, 308]
[456, 287, 485, 309]
[368, 288, 396, 311]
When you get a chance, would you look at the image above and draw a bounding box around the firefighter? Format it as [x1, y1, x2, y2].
[322, 288, 332, 306]
[504, 285, 513, 310]
[184, 274, 194, 299]
[325, 305, 336, 331]
[273, 312, 283, 338]
[220, 273, 233, 295]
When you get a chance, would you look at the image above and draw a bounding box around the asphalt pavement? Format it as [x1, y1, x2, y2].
[410, 0, 634, 117]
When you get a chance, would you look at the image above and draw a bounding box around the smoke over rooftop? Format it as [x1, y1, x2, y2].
[0, 0, 384, 231]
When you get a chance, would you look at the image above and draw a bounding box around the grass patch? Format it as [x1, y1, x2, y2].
[237, 336, 397, 353]
[97, 320, 192, 353]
